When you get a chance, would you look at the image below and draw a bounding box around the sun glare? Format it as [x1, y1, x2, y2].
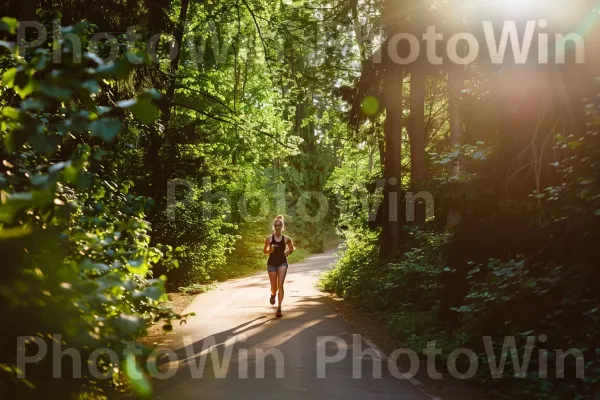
[461, 0, 587, 26]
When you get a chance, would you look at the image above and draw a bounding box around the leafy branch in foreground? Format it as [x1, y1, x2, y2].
[0, 18, 183, 399]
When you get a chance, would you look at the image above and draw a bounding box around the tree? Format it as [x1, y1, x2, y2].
[379, 0, 407, 256]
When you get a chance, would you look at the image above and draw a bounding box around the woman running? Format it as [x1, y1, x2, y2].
[263, 215, 295, 318]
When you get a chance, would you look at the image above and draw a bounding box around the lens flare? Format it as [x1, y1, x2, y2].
[361, 96, 380, 116]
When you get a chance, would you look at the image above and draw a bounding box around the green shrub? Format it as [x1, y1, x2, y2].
[0, 19, 180, 399]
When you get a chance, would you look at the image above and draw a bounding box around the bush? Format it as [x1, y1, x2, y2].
[0, 19, 180, 398]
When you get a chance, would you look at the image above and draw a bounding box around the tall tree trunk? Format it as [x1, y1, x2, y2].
[380, 56, 404, 257]
[379, 0, 407, 258]
[445, 65, 464, 230]
[409, 65, 426, 226]
[437, 64, 467, 332]
[445, 0, 465, 230]
[436, 0, 469, 331]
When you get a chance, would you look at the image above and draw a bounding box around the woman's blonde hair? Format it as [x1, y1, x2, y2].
[273, 215, 285, 231]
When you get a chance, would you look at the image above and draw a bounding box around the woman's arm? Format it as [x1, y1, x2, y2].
[284, 237, 295, 257]
[263, 237, 274, 255]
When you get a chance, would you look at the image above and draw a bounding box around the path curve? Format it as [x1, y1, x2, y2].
[149, 247, 433, 400]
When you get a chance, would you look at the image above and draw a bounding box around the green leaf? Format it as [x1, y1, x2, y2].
[116, 99, 137, 108]
[95, 60, 129, 78]
[0, 17, 18, 35]
[140, 88, 162, 100]
[15, 81, 35, 99]
[81, 80, 100, 94]
[89, 118, 122, 142]
[21, 98, 46, 110]
[30, 174, 50, 187]
[2, 68, 17, 88]
[141, 286, 163, 301]
[48, 161, 71, 173]
[130, 100, 159, 124]
[0, 226, 33, 239]
[34, 53, 51, 70]
[63, 165, 78, 183]
[29, 132, 60, 155]
[63, 21, 90, 35]
[83, 52, 105, 66]
[117, 314, 144, 334]
[0, 41, 16, 53]
[40, 84, 72, 101]
[0, 191, 54, 223]
[92, 148, 108, 160]
[1, 107, 19, 120]
[126, 258, 148, 274]
[97, 106, 111, 115]
[81, 261, 110, 273]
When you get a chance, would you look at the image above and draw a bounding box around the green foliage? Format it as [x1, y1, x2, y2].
[324, 96, 600, 398]
[320, 225, 445, 316]
[0, 0, 348, 397]
[451, 128, 600, 398]
[0, 20, 179, 398]
[325, 140, 383, 234]
[319, 226, 380, 299]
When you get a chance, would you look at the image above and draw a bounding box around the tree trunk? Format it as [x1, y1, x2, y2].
[380, 57, 404, 257]
[445, 65, 464, 230]
[437, 65, 467, 332]
[436, 0, 469, 332]
[445, 0, 465, 230]
[379, 0, 407, 258]
[409, 65, 426, 226]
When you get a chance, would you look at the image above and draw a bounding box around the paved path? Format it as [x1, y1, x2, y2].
[150, 247, 432, 400]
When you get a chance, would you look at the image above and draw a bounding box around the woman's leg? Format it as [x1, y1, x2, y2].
[268, 270, 278, 296]
[276, 265, 288, 308]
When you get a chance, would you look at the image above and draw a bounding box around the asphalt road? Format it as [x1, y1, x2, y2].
[149, 246, 433, 400]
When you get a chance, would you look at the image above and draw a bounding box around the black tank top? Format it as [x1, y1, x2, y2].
[267, 234, 288, 266]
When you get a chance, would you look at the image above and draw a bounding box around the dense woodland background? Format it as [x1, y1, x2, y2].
[1, 0, 600, 399]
